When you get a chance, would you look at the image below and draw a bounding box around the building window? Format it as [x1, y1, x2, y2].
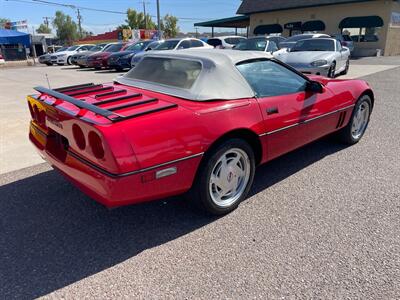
[301, 20, 326, 32]
[253, 24, 283, 35]
[339, 16, 383, 43]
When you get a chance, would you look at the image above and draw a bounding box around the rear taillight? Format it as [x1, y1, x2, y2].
[72, 124, 86, 150]
[30, 103, 46, 125]
[89, 131, 104, 159]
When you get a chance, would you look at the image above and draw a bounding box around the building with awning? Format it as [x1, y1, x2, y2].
[0, 29, 31, 60]
[194, 15, 250, 37]
[236, 0, 400, 56]
[196, 0, 400, 56]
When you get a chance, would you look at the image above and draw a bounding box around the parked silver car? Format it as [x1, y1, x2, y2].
[274, 38, 350, 78]
[331, 33, 354, 53]
[38, 47, 68, 66]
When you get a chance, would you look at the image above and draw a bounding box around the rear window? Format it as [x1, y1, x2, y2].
[125, 57, 202, 89]
[225, 37, 245, 45]
[286, 34, 313, 42]
[207, 38, 222, 47]
[107, 44, 124, 52]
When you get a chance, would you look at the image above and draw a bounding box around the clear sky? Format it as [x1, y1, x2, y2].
[0, 0, 243, 34]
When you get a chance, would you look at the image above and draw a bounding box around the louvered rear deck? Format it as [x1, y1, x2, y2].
[35, 82, 178, 123]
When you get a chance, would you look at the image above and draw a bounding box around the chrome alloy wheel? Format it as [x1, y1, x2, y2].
[209, 148, 251, 207]
[351, 101, 370, 139]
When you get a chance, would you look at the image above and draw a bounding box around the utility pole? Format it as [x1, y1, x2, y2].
[156, 0, 161, 37]
[43, 16, 51, 29]
[76, 8, 82, 38]
[142, 1, 147, 29]
[195, 27, 198, 38]
[31, 26, 37, 63]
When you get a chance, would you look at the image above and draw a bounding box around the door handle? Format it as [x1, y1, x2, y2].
[266, 107, 279, 115]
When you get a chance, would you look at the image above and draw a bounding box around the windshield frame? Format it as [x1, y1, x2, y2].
[290, 38, 335, 52]
[154, 40, 180, 50]
[234, 38, 267, 51]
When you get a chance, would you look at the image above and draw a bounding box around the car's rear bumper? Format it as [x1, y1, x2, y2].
[29, 122, 202, 207]
[76, 58, 88, 66]
[87, 59, 105, 68]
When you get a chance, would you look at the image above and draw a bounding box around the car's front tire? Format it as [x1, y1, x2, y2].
[328, 61, 336, 78]
[190, 139, 255, 215]
[336, 94, 372, 144]
[67, 56, 72, 65]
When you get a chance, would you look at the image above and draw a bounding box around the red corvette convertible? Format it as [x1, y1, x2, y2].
[28, 50, 373, 215]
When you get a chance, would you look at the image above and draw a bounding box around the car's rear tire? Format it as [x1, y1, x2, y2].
[45, 63, 52, 66]
[79, 65, 85, 68]
[336, 94, 372, 144]
[328, 61, 336, 78]
[115, 67, 123, 72]
[94, 66, 101, 70]
[189, 139, 255, 215]
[341, 59, 350, 75]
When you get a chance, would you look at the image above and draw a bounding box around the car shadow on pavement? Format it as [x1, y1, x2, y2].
[95, 70, 125, 74]
[61, 66, 81, 70]
[0, 137, 348, 298]
[76, 68, 96, 72]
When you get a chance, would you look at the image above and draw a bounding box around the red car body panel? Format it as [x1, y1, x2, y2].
[27, 75, 372, 207]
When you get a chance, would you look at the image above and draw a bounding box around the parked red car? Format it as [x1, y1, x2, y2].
[86, 42, 128, 69]
[28, 50, 373, 215]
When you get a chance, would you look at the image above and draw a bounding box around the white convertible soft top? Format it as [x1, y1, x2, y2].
[116, 49, 273, 101]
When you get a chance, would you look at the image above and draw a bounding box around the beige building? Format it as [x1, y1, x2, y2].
[196, 0, 400, 56]
[238, 0, 400, 56]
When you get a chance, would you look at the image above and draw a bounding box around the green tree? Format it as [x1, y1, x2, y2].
[161, 14, 179, 38]
[125, 8, 155, 29]
[36, 23, 51, 34]
[52, 11, 78, 44]
[0, 17, 10, 29]
[117, 24, 131, 30]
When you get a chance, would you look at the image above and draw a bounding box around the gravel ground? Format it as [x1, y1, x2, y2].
[0, 66, 399, 299]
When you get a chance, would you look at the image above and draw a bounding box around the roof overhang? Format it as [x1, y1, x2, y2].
[194, 15, 249, 28]
[237, 0, 374, 15]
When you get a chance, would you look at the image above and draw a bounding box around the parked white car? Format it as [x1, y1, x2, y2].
[274, 38, 350, 78]
[233, 37, 279, 53]
[50, 44, 94, 65]
[206, 36, 246, 49]
[131, 38, 212, 67]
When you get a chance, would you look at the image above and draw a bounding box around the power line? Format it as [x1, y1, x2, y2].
[5, 0, 209, 19]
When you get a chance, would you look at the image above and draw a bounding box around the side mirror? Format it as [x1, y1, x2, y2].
[341, 46, 349, 52]
[306, 81, 324, 93]
[145, 47, 152, 51]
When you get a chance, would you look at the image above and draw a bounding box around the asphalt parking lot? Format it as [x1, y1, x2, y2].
[1, 58, 399, 298]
